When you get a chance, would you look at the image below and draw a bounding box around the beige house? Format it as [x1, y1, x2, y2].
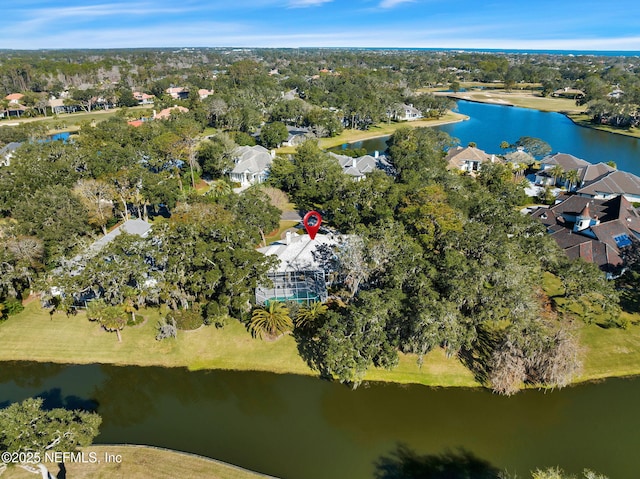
[445, 146, 497, 174]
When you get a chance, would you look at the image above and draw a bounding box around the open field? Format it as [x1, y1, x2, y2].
[2, 299, 640, 389]
[567, 112, 640, 139]
[0, 106, 153, 133]
[434, 89, 586, 113]
[1, 445, 271, 479]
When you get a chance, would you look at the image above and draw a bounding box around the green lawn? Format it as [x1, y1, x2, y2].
[0, 301, 477, 388]
[437, 89, 586, 113]
[4, 297, 640, 388]
[315, 111, 468, 150]
[2, 445, 270, 479]
[1, 106, 153, 133]
[567, 113, 640, 139]
[263, 220, 299, 244]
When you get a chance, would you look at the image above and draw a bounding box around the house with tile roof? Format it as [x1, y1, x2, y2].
[165, 86, 189, 100]
[576, 169, 640, 203]
[329, 151, 394, 181]
[198, 89, 214, 99]
[5, 93, 24, 104]
[445, 145, 497, 174]
[154, 105, 189, 120]
[133, 91, 155, 104]
[228, 145, 274, 187]
[531, 195, 640, 275]
[255, 232, 344, 305]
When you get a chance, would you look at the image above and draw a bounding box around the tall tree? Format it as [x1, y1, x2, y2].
[0, 398, 101, 479]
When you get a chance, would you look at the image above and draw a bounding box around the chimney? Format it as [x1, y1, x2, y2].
[285, 231, 292, 245]
[352, 157, 357, 168]
[152, 109, 157, 119]
[270, 149, 276, 159]
[374, 150, 379, 158]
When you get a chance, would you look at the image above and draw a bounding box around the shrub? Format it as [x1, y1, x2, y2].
[2, 298, 24, 316]
[156, 317, 178, 340]
[166, 308, 204, 331]
[204, 301, 228, 328]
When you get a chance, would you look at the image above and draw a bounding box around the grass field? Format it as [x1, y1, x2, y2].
[2, 298, 640, 388]
[1, 445, 270, 479]
[0, 106, 153, 133]
[567, 113, 640, 139]
[0, 301, 477, 387]
[435, 89, 586, 114]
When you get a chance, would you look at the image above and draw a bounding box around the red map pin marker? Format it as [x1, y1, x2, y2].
[303, 211, 322, 240]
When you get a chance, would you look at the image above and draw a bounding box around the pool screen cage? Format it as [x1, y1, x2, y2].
[255, 270, 328, 306]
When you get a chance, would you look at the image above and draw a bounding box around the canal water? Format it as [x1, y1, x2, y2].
[345, 100, 640, 176]
[0, 362, 637, 478]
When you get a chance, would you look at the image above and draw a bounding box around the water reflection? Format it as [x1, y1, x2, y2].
[374, 444, 500, 479]
[0, 363, 638, 479]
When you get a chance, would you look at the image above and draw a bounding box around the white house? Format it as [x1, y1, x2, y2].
[534, 153, 591, 186]
[255, 232, 344, 305]
[228, 145, 275, 187]
[395, 103, 423, 121]
[329, 151, 394, 181]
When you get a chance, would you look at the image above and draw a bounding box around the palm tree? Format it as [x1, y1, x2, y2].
[206, 179, 232, 199]
[563, 169, 580, 191]
[294, 301, 328, 328]
[549, 165, 564, 187]
[100, 306, 127, 342]
[249, 301, 292, 340]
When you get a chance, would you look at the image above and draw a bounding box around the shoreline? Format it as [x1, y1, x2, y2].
[0, 444, 275, 479]
[2, 302, 639, 391]
[439, 92, 640, 140]
[313, 111, 469, 151]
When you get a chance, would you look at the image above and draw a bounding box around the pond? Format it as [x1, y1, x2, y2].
[339, 100, 640, 177]
[1, 362, 638, 478]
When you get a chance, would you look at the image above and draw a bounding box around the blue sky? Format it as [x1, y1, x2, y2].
[4, 0, 640, 51]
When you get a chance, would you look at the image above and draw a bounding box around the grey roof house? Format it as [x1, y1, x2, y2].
[329, 151, 394, 181]
[576, 169, 640, 203]
[228, 145, 275, 187]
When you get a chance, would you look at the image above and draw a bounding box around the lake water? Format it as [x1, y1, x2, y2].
[347, 100, 640, 176]
[1, 362, 638, 479]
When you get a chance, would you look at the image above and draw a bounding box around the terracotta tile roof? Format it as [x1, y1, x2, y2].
[155, 105, 189, 120]
[5, 93, 24, 102]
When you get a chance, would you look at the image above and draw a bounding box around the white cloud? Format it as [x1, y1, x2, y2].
[378, 0, 415, 8]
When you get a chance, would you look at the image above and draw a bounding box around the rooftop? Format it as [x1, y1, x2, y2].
[258, 232, 343, 273]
